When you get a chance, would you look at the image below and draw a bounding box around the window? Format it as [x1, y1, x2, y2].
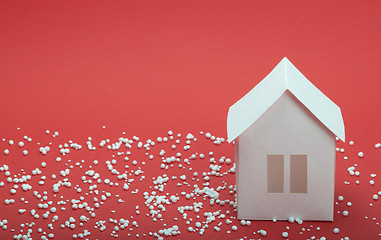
[267, 154, 307, 193]
[267, 155, 284, 193]
[290, 154, 307, 193]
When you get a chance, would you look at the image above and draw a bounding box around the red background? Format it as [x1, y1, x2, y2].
[1, 1, 381, 239]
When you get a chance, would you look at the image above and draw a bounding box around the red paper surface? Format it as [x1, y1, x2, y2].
[0, 1, 381, 239]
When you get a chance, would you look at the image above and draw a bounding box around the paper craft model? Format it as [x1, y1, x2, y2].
[227, 57, 345, 221]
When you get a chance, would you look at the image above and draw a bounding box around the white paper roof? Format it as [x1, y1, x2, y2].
[227, 57, 345, 143]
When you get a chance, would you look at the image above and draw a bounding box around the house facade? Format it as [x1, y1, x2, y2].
[227, 58, 345, 221]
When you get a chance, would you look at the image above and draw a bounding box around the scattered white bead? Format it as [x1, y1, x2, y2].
[259, 230, 267, 236]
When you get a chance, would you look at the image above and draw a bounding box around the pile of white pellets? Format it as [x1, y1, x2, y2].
[0, 129, 380, 239]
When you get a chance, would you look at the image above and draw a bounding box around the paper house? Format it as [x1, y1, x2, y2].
[227, 57, 345, 221]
